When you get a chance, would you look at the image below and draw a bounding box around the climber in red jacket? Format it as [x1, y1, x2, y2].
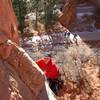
[36, 56, 60, 79]
[36, 53, 63, 94]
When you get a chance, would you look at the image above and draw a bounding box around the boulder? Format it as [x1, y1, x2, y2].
[0, 1, 54, 100]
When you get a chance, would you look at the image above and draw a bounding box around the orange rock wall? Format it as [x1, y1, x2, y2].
[0, 1, 49, 100]
[0, 0, 19, 44]
[59, 0, 76, 28]
[59, 0, 100, 28]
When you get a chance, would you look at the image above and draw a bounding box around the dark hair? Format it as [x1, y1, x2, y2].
[67, 32, 71, 36]
[64, 32, 71, 36]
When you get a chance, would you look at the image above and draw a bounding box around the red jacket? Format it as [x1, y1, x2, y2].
[36, 57, 60, 79]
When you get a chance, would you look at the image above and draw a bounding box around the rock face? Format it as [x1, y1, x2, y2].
[0, 41, 49, 100]
[59, 0, 100, 28]
[0, 0, 19, 60]
[0, 60, 34, 100]
[0, 1, 50, 100]
[0, 0, 19, 43]
[59, 0, 76, 28]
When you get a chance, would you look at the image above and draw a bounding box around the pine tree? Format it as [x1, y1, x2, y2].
[43, 0, 59, 29]
[13, 0, 27, 34]
[13, 0, 59, 34]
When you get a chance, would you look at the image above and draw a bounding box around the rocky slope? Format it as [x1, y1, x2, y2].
[24, 38, 100, 100]
[53, 43, 100, 100]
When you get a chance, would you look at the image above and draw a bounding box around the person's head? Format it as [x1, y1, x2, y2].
[67, 32, 71, 36]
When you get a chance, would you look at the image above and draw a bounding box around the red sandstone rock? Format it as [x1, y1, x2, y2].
[0, 0, 19, 44]
[0, 0, 19, 59]
[59, 0, 76, 28]
[0, 1, 50, 100]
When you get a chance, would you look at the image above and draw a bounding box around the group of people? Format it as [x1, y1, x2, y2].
[64, 31, 82, 46]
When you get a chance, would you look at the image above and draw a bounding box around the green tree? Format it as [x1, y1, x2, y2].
[43, 0, 58, 29]
[13, 0, 59, 34]
[27, 0, 44, 29]
[27, 0, 59, 29]
[13, 0, 27, 34]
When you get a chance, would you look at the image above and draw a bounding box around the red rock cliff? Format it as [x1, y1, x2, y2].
[0, 0, 19, 43]
[59, 0, 76, 28]
[0, 1, 51, 100]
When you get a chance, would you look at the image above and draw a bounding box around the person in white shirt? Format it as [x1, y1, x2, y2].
[64, 31, 75, 45]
